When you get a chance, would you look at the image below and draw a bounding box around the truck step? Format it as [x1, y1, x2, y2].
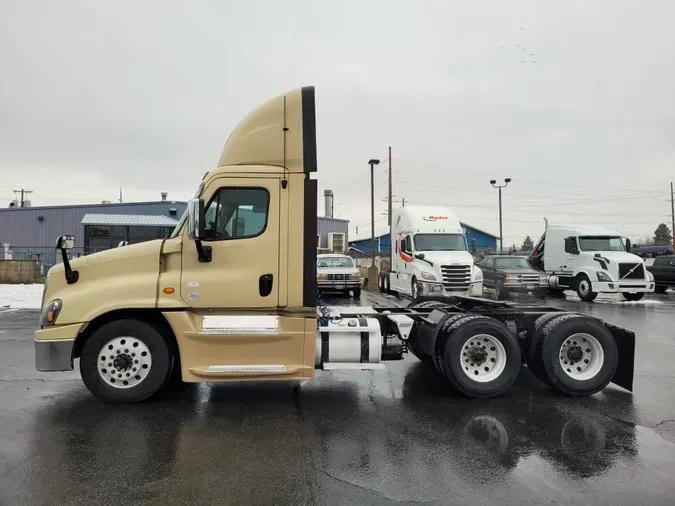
[322, 362, 385, 371]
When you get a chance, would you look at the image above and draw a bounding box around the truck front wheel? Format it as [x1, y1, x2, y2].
[411, 277, 420, 302]
[575, 274, 597, 302]
[622, 292, 644, 301]
[80, 319, 172, 403]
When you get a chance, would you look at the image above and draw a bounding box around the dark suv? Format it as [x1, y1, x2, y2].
[475, 255, 548, 299]
[646, 255, 675, 293]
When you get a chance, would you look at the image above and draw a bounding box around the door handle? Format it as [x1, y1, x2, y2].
[259, 274, 273, 297]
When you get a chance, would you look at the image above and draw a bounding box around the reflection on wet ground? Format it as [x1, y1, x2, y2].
[1, 294, 675, 505]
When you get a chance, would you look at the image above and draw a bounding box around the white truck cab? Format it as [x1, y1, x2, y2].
[316, 254, 361, 298]
[383, 206, 483, 301]
[530, 224, 655, 301]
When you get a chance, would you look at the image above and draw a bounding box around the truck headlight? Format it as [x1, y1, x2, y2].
[39, 299, 62, 327]
[420, 271, 436, 281]
[539, 275, 548, 283]
[474, 269, 483, 281]
[350, 273, 361, 280]
[646, 270, 654, 282]
[317, 274, 326, 280]
[596, 272, 612, 282]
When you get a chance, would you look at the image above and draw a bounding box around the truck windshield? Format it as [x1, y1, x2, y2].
[495, 257, 531, 269]
[317, 257, 354, 268]
[578, 236, 624, 252]
[414, 234, 467, 252]
[169, 182, 205, 239]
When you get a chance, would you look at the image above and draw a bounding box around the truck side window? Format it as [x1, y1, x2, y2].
[203, 188, 270, 241]
[486, 258, 494, 269]
[404, 236, 412, 254]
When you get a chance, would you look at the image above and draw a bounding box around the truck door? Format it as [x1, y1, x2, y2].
[180, 177, 280, 308]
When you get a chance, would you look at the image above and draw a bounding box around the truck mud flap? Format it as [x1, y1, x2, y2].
[606, 322, 635, 392]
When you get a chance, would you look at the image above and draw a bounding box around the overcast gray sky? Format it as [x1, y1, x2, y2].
[2, 0, 674, 245]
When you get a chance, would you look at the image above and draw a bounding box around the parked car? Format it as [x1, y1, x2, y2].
[475, 255, 548, 299]
[317, 254, 361, 298]
[646, 255, 675, 293]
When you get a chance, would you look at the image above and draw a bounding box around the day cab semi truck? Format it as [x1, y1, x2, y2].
[377, 206, 484, 301]
[529, 224, 655, 302]
[33, 86, 635, 403]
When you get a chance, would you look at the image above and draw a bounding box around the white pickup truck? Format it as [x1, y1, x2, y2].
[316, 254, 361, 298]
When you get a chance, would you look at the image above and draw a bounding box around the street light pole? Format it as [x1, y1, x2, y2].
[368, 159, 381, 266]
[490, 178, 511, 252]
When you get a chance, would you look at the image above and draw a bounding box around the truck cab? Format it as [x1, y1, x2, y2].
[531, 225, 655, 301]
[385, 206, 483, 301]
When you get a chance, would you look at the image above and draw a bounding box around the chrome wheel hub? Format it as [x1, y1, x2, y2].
[97, 336, 152, 389]
[460, 334, 507, 383]
[559, 333, 603, 380]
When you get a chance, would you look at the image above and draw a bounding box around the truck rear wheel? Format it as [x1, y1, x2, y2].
[575, 274, 597, 302]
[622, 292, 644, 301]
[438, 316, 521, 398]
[533, 314, 618, 396]
[80, 319, 172, 403]
[407, 300, 448, 365]
[528, 313, 581, 386]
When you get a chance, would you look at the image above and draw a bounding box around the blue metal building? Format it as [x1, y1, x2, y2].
[349, 222, 497, 253]
[0, 200, 187, 270]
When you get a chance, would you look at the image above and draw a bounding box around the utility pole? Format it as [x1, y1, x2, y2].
[402, 197, 405, 207]
[388, 146, 392, 228]
[671, 181, 674, 250]
[13, 188, 33, 207]
[490, 178, 512, 252]
[368, 159, 381, 266]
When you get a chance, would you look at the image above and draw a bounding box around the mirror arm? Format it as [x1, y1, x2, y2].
[61, 249, 79, 284]
[195, 240, 212, 263]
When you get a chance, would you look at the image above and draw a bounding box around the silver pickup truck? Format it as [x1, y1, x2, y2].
[317, 254, 361, 298]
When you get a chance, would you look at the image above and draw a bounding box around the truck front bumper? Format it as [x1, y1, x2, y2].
[418, 280, 483, 297]
[34, 323, 82, 371]
[592, 281, 655, 293]
[317, 280, 361, 290]
[503, 282, 548, 292]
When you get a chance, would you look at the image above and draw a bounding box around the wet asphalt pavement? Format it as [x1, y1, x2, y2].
[2, 291, 675, 505]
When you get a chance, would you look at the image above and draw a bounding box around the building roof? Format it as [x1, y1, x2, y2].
[0, 200, 186, 213]
[460, 222, 498, 239]
[318, 216, 349, 223]
[348, 221, 498, 243]
[81, 214, 179, 227]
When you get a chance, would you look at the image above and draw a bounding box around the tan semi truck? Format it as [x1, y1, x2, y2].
[33, 86, 636, 403]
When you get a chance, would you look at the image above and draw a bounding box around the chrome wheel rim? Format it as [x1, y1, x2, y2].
[412, 281, 418, 300]
[97, 336, 152, 389]
[559, 333, 603, 380]
[459, 334, 507, 383]
[578, 280, 590, 296]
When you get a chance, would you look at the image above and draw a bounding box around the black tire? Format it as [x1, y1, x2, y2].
[379, 274, 385, 293]
[654, 285, 668, 294]
[407, 300, 448, 365]
[535, 315, 618, 396]
[548, 288, 566, 298]
[495, 280, 509, 300]
[534, 288, 548, 299]
[80, 319, 172, 403]
[575, 274, 597, 302]
[161, 356, 191, 392]
[528, 313, 581, 387]
[352, 288, 361, 298]
[384, 275, 390, 294]
[622, 292, 644, 302]
[411, 277, 420, 303]
[438, 315, 522, 398]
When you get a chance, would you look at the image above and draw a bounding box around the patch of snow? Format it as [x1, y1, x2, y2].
[0, 284, 44, 309]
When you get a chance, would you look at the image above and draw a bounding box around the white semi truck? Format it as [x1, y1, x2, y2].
[34, 86, 636, 402]
[378, 206, 483, 301]
[529, 224, 655, 302]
